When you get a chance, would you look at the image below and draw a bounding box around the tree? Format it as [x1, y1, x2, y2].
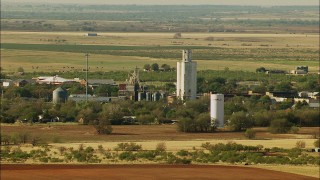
[252, 110, 272, 127]
[76, 108, 97, 125]
[143, 64, 151, 71]
[161, 64, 171, 71]
[101, 103, 124, 125]
[93, 114, 113, 135]
[151, 63, 159, 71]
[229, 111, 254, 131]
[244, 129, 256, 139]
[173, 32, 182, 39]
[195, 113, 211, 132]
[269, 118, 292, 134]
[256, 67, 266, 73]
[177, 118, 196, 132]
[274, 81, 293, 92]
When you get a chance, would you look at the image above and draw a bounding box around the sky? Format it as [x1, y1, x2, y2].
[3, 0, 320, 6]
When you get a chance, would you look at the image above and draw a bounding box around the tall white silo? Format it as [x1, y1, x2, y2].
[210, 94, 224, 128]
[176, 50, 197, 100]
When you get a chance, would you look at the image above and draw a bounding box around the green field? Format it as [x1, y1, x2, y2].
[1, 32, 319, 73]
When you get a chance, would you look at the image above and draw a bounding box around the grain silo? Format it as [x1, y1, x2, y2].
[53, 87, 68, 104]
[176, 50, 197, 100]
[146, 92, 152, 101]
[138, 92, 146, 101]
[152, 92, 161, 101]
[210, 94, 224, 128]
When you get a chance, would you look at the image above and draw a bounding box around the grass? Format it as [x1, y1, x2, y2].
[1, 31, 318, 73]
[254, 164, 320, 178]
[1, 49, 318, 73]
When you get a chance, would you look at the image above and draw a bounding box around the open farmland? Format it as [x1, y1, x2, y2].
[1, 31, 319, 73]
[1, 124, 319, 178]
[1, 124, 318, 144]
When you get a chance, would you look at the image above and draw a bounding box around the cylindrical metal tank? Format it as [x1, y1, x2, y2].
[160, 92, 166, 99]
[53, 87, 67, 104]
[146, 92, 152, 101]
[153, 92, 161, 101]
[138, 92, 146, 101]
[210, 94, 224, 128]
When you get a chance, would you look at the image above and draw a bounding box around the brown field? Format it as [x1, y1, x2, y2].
[1, 124, 318, 143]
[1, 164, 317, 180]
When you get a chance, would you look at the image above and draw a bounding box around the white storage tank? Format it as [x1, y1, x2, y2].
[210, 94, 224, 128]
[53, 87, 67, 104]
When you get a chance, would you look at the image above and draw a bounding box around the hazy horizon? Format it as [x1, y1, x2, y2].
[2, 0, 319, 6]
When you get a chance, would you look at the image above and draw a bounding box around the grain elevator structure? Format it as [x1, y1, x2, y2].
[176, 50, 197, 100]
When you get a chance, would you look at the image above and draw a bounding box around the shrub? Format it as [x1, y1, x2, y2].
[97, 145, 105, 154]
[39, 157, 49, 163]
[173, 32, 182, 39]
[244, 129, 256, 139]
[176, 150, 190, 157]
[31, 136, 41, 146]
[290, 126, 300, 134]
[156, 142, 166, 152]
[296, 140, 306, 149]
[58, 146, 67, 155]
[288, 148, 302, 158]
[50, 157, 64, 163]
[136, 151, 157, 161]
[314, 139, 319, 148]
[1, 133, 10, 145]
[114, 142, 142, 151]
[119, 152, 136, 161]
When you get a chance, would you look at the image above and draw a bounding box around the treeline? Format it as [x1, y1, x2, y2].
[2, 4, 318, 32]
[1, 95, 318, 133]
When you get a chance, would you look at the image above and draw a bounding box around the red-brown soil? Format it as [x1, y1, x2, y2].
[0, 164, 316, 180]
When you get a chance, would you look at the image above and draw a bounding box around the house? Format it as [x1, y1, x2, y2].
[87, 79, 115, 88]
[309, 99, 320, 108]
[290, 66, 308, 75]
[266, 91, 297, 102]
[290, 70, 307, 75]
[36, 76, 76, 85]
[2, 79, 13, 87]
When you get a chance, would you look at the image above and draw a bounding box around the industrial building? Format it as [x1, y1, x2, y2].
[210, 94, 224, 128]
[176, 50, 197, 100]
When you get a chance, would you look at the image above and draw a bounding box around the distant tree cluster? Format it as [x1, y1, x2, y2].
[143, 63, 174, 72]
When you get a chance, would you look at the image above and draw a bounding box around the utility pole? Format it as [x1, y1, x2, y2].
[85, 53, 89, 103]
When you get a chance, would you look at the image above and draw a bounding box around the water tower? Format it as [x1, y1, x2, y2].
[210, 94, 224, 128]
